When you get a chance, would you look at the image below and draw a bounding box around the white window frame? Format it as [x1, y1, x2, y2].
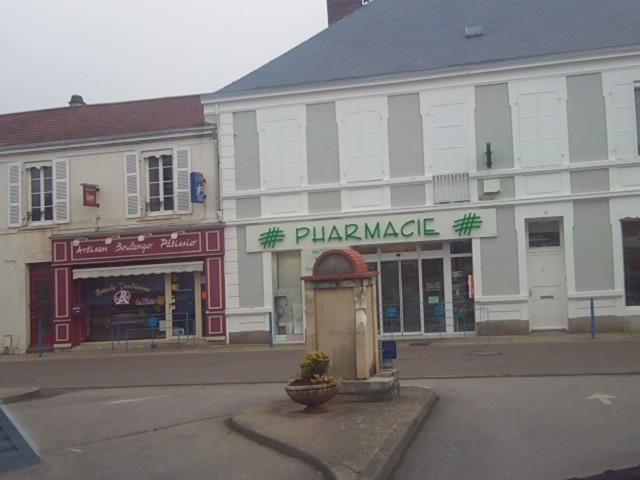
[336, 96, 389, 184]
[6, 159, 69, 227]
[28, 163, 54, 223]
[125, 148, 192, 218]
[509, 77, 569, 169]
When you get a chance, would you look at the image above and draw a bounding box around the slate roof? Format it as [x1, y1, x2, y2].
[0, 95, 207, 149]
[208, 0, 640, 99]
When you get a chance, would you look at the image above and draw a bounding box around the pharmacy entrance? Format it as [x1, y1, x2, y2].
[355, 240, 475, 336]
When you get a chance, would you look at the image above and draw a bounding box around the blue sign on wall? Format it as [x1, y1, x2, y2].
[190, 172, 205, 203]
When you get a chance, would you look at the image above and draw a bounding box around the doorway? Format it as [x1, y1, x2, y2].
[527, 220, 567, 330]
[29, 264, 55, 349]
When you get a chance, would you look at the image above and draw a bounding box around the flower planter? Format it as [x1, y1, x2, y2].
[284, 382, 340, 413]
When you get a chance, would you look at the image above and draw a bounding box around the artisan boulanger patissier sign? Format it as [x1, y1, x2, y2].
[69, 232, 202, 262]
[246, 209, 497, 252]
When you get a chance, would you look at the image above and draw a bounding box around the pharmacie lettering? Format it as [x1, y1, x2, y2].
[294, 218, 439, 245]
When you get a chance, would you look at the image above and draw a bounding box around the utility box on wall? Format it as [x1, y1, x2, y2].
[190, 172, 205, 203]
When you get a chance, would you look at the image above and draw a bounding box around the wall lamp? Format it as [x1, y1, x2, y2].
[72, 237, 88, 247]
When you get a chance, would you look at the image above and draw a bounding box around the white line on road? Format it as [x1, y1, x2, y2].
[587, 393, 616, 405]
[104, 395, 171, 405]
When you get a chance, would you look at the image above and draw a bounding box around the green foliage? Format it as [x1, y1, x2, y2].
[299, 350, 331, 380]
[292, 351, 341, 386]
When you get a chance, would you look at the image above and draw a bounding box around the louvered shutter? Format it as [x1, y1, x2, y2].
[344, 109, 383, 182]
[263, 118, 301, 189]
[280, 119, 301, 188]
[431, 102, 467, 175]
[519, 91, 562, 168]
[175, 148, 191, 213]
[125, 152, 140, 218]
[53, 158, 69, 223]
[611, 82, 637, 159]
[8, 163, 22, 227]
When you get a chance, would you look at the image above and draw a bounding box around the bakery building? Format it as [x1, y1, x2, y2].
[0, 95, 225, 353]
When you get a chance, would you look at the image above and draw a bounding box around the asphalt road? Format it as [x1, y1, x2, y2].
[1, 337, 640, 479]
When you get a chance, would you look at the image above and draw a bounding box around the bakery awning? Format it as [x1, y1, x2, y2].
[72, 261, 203, 279]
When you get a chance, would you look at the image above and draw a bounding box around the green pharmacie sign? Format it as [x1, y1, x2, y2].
[246, 209, 496, 252]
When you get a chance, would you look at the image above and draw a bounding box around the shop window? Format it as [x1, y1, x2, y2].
[451, 257, 474, 332]
[622, 219, 640, 306]
[272, 251, 304, 343]
[7, 159, 69, 227]
[528, 220, 561, 248]
[451, 240, 472, 254]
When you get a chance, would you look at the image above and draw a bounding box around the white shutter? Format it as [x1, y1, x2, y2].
[53, 158, 69, 223]
[343, 109, 383, 182]
[431, 101, 467, 175]
[361, 110, 383, 181]
[281, 119, 301, 188]
[175, 148, 191, 213]
[8, 163, 22, 227]
[263, 118, 301, 189]
[125, 152, 140, 218]
[518, 91, 562, 168]
[611, 82, 637, 159]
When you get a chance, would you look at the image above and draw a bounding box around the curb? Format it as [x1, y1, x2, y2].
[0, 387, 41, 405]
[229, 386, 437, 480]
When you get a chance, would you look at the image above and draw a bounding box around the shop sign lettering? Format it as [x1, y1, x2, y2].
[295, 218, 438, 244]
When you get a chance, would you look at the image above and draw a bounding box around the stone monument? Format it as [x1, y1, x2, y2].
[302, 248, 399, 401]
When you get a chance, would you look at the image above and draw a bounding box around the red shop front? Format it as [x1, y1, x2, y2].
[50, 228, 225, 347]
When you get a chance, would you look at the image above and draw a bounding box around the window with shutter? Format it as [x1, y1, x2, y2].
[518, 91, 562, 168]
[8, 163, 22, 227]
[610, 82, 638, 159]
[125, 152, 140, 218]
[343, 109, 383, 182]
[53, 158, 69, 223]
[263, 118, 301, 189]
[431, 101, 468, 175]
[175, 148, 191, 213]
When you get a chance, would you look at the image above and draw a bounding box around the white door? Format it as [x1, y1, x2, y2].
[528, 250, 567, 330]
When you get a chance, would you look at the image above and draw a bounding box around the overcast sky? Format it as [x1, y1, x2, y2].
[0, 0, 328, 114]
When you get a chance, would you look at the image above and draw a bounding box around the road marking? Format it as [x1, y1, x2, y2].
[587, 393, 616, 405]
[105, 395, 171, 405]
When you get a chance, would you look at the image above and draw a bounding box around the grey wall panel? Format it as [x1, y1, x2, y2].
[567, 74, 608, 163]
[570, 169, 609, 194]
[307, 103, 340, 185]
[308, 191, 341, 213]
[390, 184, 426, 207]
[236, 197, 261, 219]
[233, 111, 261, 191]
[388, 94, 424, 179]
[237, 227, 265, 307]
[475, 84, 514, 171]
[479, 206, 519, 295]
[573, 199, 614, 291]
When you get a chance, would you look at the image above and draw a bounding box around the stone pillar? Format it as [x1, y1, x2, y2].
[302, 249, 379, 380]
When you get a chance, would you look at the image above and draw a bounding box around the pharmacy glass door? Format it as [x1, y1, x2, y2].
[380, 260, 421, 334]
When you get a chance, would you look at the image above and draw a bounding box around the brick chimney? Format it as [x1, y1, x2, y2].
[327, 0, 366, 25]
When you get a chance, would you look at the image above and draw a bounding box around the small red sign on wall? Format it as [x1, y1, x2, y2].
[82, 184, 100, 207]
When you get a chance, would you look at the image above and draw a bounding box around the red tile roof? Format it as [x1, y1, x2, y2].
[0, 95, 207, 148]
